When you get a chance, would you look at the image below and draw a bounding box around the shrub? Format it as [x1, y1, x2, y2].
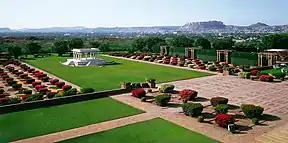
[208, 66, 217, 71]
[41, 77, 49, 82]
[62, 85, 72, 91]
[215, 114, 235, 128]
[67, 88, 77, 95]
[26, 78, 35, 84]
[5, 78, 14, 83]
[55, 82, 65, 88]
[238, 72, 251, 79]
[35, 85, 46, 91]
[272, 72, 286, 79]
[210, 97, 229, 107]
[252, 118, 260, 125]
[135, 83, 141, 88]
[280, 77, 285, 81]
[159, 84, 175, 93]
[0, 97, 9, 105]
[38, 88, 48, 94]
[80, 88, 94, 93]
[2, 75, 9, 80]
[241, 104, 264, 118]
[179, 89, 198, 101]
[141, 82, 150, 88]
[214, 104, 229, 114]
[23, 89, 32, 95]
[155, 94, 171, 106]
[0, 94, 7, 98]
[199, 66, 206, 70]
[182, 103, 203, 117]
[131, 88, 146, 98]
[0, 89, 4, 94]
[28, 68, 35, 73]
[12, 84, 22, 90]
[49, 78, 59, 85]
[7, 97, 21, 104]
[47, 92, 57, 99]
[19, 74, 28, 79]
[25, 93, 44, 102]
[259, 75, 274, 82]
[8, 80, 17, 86]
[198, 116, 205, 123]
[32, 81, 41, 87]
[250, 70, 260, 76]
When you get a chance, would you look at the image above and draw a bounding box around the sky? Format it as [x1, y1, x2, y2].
[0, 0, 287, 29]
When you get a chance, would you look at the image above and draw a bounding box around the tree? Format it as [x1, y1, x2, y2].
[132, 38, 147, 52]
[98, 43, 111, 52]
[26, 42, 42, 55]
[145, 37, 166, 53]
[90, 41, 101, 48]
[8, 45, 22, 59]
[212, 38, 234, 50]
[53, 40, 69, 56]
[69, 38, 84, 49]
[195, 37, 211, 49]
[261, 34, 288, 50]
[169, 35, 194, 48]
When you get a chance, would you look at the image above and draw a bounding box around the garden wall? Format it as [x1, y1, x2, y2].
[230, 52, 258, 66]
[0, 88, 130, 114]
[169, 47, 185, 57]
[195, 49, 217, 61]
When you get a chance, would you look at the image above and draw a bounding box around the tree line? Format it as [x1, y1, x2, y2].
[0, 33, 288, 59]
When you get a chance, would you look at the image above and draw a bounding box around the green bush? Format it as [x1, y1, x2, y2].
[67, 88, 77, 95]
[210, 97, 228, 107]
[8, 81, 17, 86]
[197, 116, 205, 123]
[252, 118, 260, 125]
[182, 103, 203, 117]
[159, 84, 175, 93]
[8, 97, 21, 104]
[55, 93, 63, 98]
[155, 94, 171, 106]
[80, 88, 95, 93]
[241, 104, 264, 118]
[238, 72, 251, 79]
[214, 104, 229, 114]
[12, 84, 22, 89]
[25, 93, 44, 102]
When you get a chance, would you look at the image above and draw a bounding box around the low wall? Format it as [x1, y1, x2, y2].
[0, 88, 131, 115]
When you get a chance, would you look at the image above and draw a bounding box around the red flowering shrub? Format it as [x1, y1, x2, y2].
[199, 66, 206, 70]
[0, 73, 7, 77]
[21, 95, 30, 101]
[179, 89, 198, 101]
[32, 70, 40, 74]
[32, 81, 41, 87]
[35, 85, 46, 91]
[56, 82, 65, 88]
[163, 58, 170, 64]
[2, 75, 9, 80]
[259, 75, 274, 82]
[28, 68, 35, 73]
[195, 61, 201, 65]
[38, 88, 48, 94]
[0, 94, 7, 98]
[131, 88, 146, 98]
[250, 70, 260, 76]
[215, 114, 235, 128]
[62, 85, 72, 91]
[49, 78, 59, 85]
[170, 57, 178, 65]
[12, 70, 18, 74]
[15, 71, 24, 76]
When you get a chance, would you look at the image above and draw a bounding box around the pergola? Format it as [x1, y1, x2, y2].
[160, 46, 168, 56]
[258, 49, 288, 67]
[216, 50, 233, 63]
[185, 47, 199, 59]
[71, 48, 100, 60]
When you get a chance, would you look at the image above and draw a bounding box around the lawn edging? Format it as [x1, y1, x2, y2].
[0, 88, 131, 114]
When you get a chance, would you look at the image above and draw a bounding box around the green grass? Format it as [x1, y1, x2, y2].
[59, 118, 219, 143]
[25, 55, 213, 91]
[260, 68, 287, 78]
[0, 97, 143, 142]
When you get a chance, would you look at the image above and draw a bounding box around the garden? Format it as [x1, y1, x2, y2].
[24, 55, 212, 91]
[59, 118, 219, 143]
[128, 82, 276, 134]
[108, 52, 288, 83]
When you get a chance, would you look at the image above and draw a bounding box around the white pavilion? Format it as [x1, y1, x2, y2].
[62, 48, 113, 66]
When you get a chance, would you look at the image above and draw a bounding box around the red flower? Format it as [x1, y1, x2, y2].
[215, 114, 234, 128]
[131, 88, 146, 98]
[62, 85, 72, 91]
[35, 85, 46, 91]
[55, 82, 65, 88]
[199, 66, 206, 70]
[49, 78, 59, 85]
[179, 89, 198, 101]
[21, 95, 30, 101]
[259, 75, 274, 82]
[250, 70, 260, 76]
[28, 68, 35, 73]
[32, 81, 41, 87]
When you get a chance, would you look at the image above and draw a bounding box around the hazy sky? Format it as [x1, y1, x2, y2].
[1, 0, 287, 29]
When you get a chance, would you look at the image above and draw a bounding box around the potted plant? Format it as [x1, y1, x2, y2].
[146, 78, 156, 88]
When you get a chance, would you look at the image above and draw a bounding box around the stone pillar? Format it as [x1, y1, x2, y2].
[225, 50, 229, 63]
[191, 49, 195, 59]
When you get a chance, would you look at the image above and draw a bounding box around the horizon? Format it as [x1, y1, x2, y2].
[1, 0, 288, 29]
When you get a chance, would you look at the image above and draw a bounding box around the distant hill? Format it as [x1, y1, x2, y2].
[1, 21, 288, 33]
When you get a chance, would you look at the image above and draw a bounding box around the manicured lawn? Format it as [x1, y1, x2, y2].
[25, 55, 213, 91]
[60, 118, 219, 143]
[0, 97, 143, 142]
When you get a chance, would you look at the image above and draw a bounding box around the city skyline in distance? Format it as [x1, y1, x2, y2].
[1, 0, 288, 29]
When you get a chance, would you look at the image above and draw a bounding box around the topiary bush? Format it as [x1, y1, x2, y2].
[238, 72, 251, 79]
[62, 85, 72, 91]
[250, 70, 261, 76]
[26, 78, 35, 84]
[23, 89, 32, 95]
[210, 97, 228, 107]
[179, 89, 198, 101]
[259, 75, 274, 82]
[214, 104, 229, 114]
[155, 94, 171, 106]
[49, 78, 59, 85]
[41, 77, 49, 82]
[7, 80, 17, 86]
[241, 104, 264, 119]
[12, 84, 22, 90]
[80, 88, 95, 93]
[159, 84, 175, 93]
[38, 88, 48, 95]
[215, 114, 235, 128]
[25, 93, 44, 102]
[32, 81, 41, 87]
[47, 92, 57, 99]
[67, 88, 77, 95]
[55, 82, 65, 88]
[131, 88, 146, 98]
[182, 103, 203, 117]
[35, 85, 46, 91]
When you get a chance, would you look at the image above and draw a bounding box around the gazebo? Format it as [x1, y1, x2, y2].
[258, 49, 288, 67]
[62, 48, 113, 66]
[216, 50, 233, 63]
